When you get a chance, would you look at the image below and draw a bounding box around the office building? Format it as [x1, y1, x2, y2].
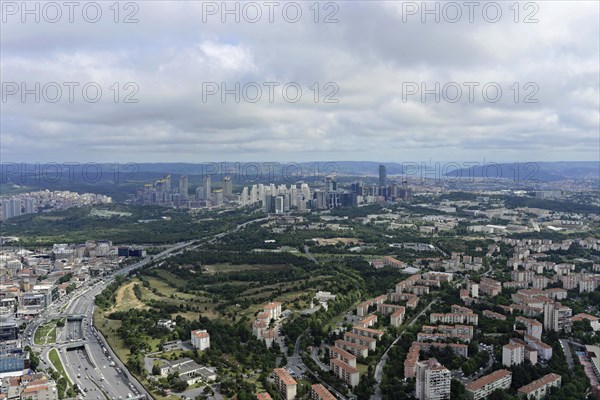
[379, 164, 387, 187]
[179, 175, 189, 200]
[223, 176, 233, 197]
[416, 358, 451, 400]
[203, 175, 212, 201]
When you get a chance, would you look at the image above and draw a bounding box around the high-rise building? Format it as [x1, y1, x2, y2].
[1, 198, 22, 220]
[274, 196, 285, 214]
[179, 175, 189, 200]
[544, 302, 572, 332]
[24, 197, 36, 214]
[502, 342, 525, 367]
[416, 358, 451, 400]
[325, 175, 337, 192]
[195, 186, 204, 200]
[203, 175, 212, 201]
[379, 164, 387, 187]
[223, 176, 233, 198]
[263, 194, 274, 213]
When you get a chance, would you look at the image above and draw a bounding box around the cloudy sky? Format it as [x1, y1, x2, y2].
[1, 0, 598, 163]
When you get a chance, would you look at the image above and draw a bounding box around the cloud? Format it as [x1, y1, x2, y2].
[1, 1, 598, 163]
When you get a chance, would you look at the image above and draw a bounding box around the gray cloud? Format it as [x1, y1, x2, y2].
[1, 0, 598, 163]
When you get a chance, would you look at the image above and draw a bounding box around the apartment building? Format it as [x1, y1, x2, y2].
[524, 335, 553, 360]
[273, 368, 297, 400]
[465, 370, 512, 400]
[430, 313, 478, 325]
[328, 346, 357, 368]
[256, 393, 273, 400]
[517, 373, 562, 400]
[344, 332, 376, 351]
[335, 339, 369, 358]
[502, 342, 524, 367]
[479, 278, 502, 297]
[357, 314, 377, 328]
[543, 302, 572, 332]
[416, 358, 451, 400]
[516, 316, 543, 340]
[390, 307, 406, 327]
[329, 358, 360, 387]
[310, 384, 336, 400]
[352, 325, 384, 339]
[378, 303, 404, 315]
[483, 310, 506, 320]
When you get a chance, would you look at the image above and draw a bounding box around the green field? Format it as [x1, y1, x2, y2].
[34, 322, 57, 345]
[48, 349, 71, 385]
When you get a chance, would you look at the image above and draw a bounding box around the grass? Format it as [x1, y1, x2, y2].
[110, 281, 148, 313]
[48, 349, 71, 385]
[34, 322, 57, 345]
[94, 308, 130, 362]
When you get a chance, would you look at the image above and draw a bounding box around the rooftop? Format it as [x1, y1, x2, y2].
[465, 370, 512, 391]
[273, 368, 297, 386]
[518, 373, 561, 394]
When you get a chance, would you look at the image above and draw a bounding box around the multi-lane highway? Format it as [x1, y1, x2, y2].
[28, 216, 270, 399]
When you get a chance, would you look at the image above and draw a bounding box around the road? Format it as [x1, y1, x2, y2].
[287, 333, 349, 400]
[371, 298, 437, 400]
[26, 216, 271, 400]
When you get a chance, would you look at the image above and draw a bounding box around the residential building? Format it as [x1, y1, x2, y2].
[465, 370, 512, 400]
[329, 346, 357, 368]
[390, 307, 406, 327]
[335, 340, 369, 358]
[517, 373, 561, 400]
[329, 358, 360, 387]
[415, 358, 451, 400]
[502, 343, 525, 367]
[273, 368, 297, 400]
[543, 302, 572, 332]
[516, 317, 543, 340]
[310, 383, 336, 400]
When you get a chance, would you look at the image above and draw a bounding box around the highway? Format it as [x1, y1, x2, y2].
[27, 216, 270, 400]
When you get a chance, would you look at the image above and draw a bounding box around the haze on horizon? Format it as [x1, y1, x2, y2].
[1, 1, 599, 163]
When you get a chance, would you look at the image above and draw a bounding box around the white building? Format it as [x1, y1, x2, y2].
[191, 329, 210, 351]
[416, 359, 451, 400]
[502, 343, 524, 367]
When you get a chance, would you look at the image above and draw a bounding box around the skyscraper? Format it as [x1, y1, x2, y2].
[179, 175, 189, 200]
[379, 164, 387, 187]
[223, 176, 233, 198]
[203, 175, 212, 201]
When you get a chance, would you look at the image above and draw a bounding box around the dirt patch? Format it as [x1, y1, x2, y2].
[111, 281, 148, 312]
